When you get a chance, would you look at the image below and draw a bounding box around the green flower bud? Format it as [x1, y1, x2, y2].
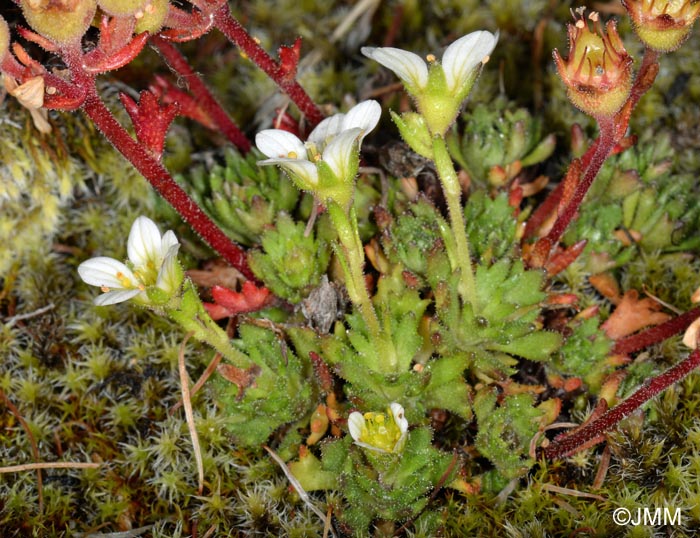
[391, 111, 434, 159]
[134, 0, 169, 34]
[623, 0, 700, 52]
[21, 0, 97, 45]
[98, 0, 147, 16]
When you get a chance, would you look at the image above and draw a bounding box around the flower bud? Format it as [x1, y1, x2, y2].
[98, 0, 147, 16]
[390, 111, 434, 159]
[21, 0, 97, 45]
[622, 0, 700, 52]
[134, 0, 170, 34]
[553, 10, 634, 118]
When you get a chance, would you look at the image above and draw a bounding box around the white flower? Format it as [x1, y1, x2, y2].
[348, 402, 409, 454]
[255, 100, 381, 204]
[362, 31, 498, 135]
[78, 216, 182, 306]
[361, 31, 498, 95]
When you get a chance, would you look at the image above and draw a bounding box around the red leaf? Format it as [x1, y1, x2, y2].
[278, 37, 301, 79]
[120, 90, 179, 159]
[205, 281, 271, 320]
[150, 76, 216, 129]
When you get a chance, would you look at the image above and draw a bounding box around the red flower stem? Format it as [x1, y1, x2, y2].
[150, 35, 251, 153]
[82, 87, 255, 279]
[613, 307, 700, 356]
[628, 48, 660, 112]
[543, 349, 700, 459]
[61, 46, 255, 279]
[530, 116, 616, 261]
[528, 49, 660, 259]
[212, 3, 324, 128]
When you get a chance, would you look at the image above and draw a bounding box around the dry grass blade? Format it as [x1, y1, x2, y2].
[0, 462, 100, 473]
[178, 333, 204, 495]
[541, 483, 606, 501]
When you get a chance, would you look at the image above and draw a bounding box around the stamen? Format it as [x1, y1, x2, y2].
[426, 53, 436, 63]
[116, 271, 133, 288]
[573, 45, 589, 78]
[287, 151, 298, 158]
[100, 286, 110, 292]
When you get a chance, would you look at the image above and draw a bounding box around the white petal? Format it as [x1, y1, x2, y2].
[441, 31, 498, 92]
[389, 402, 408, 434]
[308, 113, 345, 146]
[94, 289, 142, 306]
[160, 230, 180, 258]
[78, 257, 137, 289]
[347, 411, 365, 442]
[259, 157, 319, 187]
[156, 246, 182, 293]
[361, 46, 428, 91]
[127, 216, 162, 268]
[255, 130, 307, 160]
[322, 128, 361, 180]
[341, 100, 381, 143]
[353, 439, 391, 454]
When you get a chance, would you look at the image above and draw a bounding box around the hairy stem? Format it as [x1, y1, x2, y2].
[168, 280, 253, 370]
[432, 136, 477, 307]
[613, 307, 700, 356]
[530, 115, 616, 265]
[212, 3, 324, 127]
[63, 49, 255, 279]
[543, 349, 700, 459]
[327, 203, 382, 343]
[150, 35, 251, 153]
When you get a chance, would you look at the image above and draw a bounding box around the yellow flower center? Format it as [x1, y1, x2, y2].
[357, 409, 404, 453]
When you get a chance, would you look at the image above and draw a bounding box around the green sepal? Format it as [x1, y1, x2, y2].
[391, 111, 434, 159]
[415, 63, 462, 135]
